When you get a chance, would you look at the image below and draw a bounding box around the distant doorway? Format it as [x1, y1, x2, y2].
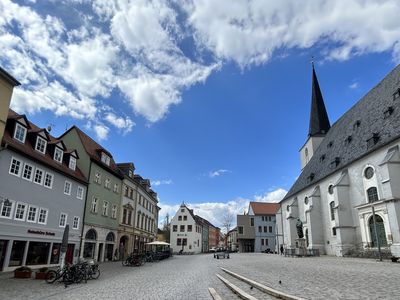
[243, 240, 254, 252]
[119, 236, 129, 260]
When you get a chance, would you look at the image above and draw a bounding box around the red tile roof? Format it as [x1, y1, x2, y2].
[61, 126, 124, 179]
[3, 110, 87, 184]
[249, 202, 280, 215]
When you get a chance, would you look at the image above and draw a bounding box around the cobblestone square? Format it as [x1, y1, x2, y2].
[0, 254, 399, 299]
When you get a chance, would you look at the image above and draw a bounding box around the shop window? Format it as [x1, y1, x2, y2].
[50, 243, 61, 264]
[9, 240, 26, 267]
[26, 242, 50, 265]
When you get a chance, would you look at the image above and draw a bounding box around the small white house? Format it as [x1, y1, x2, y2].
[170, 204, 202, 254]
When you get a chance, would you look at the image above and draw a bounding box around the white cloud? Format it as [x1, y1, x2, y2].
[209, 169, 230, 178]
[185, 0, 400, 67]
[158, 188, 287, 230]
[349, 82, 359, 89]
[104, 112, 135, 135]
[93, 124, 110, 141]
[151, 179, 173, 186]
[254, 188, 287, 203]
[2, 0, 400, 138]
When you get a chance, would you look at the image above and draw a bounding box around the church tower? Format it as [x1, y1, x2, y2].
[300, 64, 331, 170]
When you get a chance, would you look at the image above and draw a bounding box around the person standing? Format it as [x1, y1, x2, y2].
[280, 244, 284, 255]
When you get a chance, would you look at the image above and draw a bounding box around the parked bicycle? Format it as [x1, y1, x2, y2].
[122, 253, 146, 267]
[45, 263, 84, 286]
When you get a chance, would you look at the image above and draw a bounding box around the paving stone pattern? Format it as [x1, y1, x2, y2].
[0, 253, 398, 299]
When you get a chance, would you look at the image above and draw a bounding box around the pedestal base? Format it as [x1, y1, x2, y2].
[295, 238, 307, 256]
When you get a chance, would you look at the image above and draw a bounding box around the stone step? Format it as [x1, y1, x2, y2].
[216, 274, 259, 300]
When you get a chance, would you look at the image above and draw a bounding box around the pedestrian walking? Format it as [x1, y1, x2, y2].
[280, 245, 284, 255]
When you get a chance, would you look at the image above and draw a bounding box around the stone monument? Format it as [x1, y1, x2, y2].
[295, 218, 307, 256]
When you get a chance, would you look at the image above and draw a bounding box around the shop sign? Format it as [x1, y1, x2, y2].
[27, 229, 56, 236]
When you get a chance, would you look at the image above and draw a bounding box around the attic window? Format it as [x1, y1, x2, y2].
[330, 157, 341, 168]
[320, 154, 326, 162]
[345, 135, 352, 145]
[367, 133, 380, 148]
[393, 88, 400, 101]
[353, 120, 361, 130]
[384, 106, 394, 118]
[101, 152, 111, 166]
[13, 123, 27, 143]
[307, 173, 315, 182]
[327, 141, 334, 149]
[54, 147, 63, 163]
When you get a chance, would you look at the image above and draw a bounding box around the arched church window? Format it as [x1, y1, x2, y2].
[367, 187, 379, 203]
[85, 229, 97, 240]
[329, 201, 335, 221]
[364, 167, 374, 179]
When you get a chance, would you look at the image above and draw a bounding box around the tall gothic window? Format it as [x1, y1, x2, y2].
[330, 201, 335, 220]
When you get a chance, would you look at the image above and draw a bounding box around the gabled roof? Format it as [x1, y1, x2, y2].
[249, 202, 280, 215]
[3, 110, 87, 184]
[283, 64, 400, 201]
[309, 65, 331, 136]
[60, 126, 123, 179]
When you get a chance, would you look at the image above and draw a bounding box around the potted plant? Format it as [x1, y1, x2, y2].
[14, 266, 32, 278]
[35, 267, 49, 279]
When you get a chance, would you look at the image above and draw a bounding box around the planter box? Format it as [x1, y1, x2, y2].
[35, 272, 47, 280]
[14, 271, 32, 279]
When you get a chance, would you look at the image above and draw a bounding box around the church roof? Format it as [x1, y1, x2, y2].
[283, 64, 400, 201]
[309, 65, 331, 136]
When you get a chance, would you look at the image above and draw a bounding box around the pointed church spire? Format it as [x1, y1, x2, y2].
[309, 63, 330, 136]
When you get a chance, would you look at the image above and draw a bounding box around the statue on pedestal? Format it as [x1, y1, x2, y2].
[296, 218, 304, 239]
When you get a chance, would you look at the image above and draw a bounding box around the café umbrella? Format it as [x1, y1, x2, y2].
[59, 224, 69, 269]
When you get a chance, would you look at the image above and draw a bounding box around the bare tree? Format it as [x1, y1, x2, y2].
[163, 213, 171, 243]
[222, 210, 234, 235]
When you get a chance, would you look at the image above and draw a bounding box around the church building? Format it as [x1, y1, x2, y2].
[278, 64, 400, 257]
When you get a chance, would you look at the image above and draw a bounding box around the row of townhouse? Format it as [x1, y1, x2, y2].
[169, 204, 220, 254]
[0, 68, 160, 271]
[236, 202, 280, 253]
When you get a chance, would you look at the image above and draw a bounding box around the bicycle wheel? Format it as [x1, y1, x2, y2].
[91, 266, 100, 279]
[122, 258, 130, 266]
[63, 271, 74, 286]
[45, 270, 58, 284]
[73, 269, 84, 284]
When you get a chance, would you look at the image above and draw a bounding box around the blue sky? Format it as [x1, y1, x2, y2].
[2, 0, 400, 228]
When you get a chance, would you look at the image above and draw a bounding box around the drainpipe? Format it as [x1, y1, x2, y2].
[79, 161, 92, 259]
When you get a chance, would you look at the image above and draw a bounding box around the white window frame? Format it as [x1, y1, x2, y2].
[94, 172, 101, 184]
[44, 172, 54, 189]
[26, 205, 38, 223]
[14, 202, 27, 221]
[102, 201, 108, 216]
[105, 178, 111, 189]
[35, 136, 47, 154]
[112, 205, 117, 219]
[91, 197, 98, 213]
[59, 212, 67, 228]
[21, 162, 34, 181]
[54, 147, 63, 163]
[38, 208, 48, 225]
[77, 186, 84, 200]
[101, 152, 111, 166]
[9, 157, 22, 177]
[0, 199, 15, 219]
[33, 168, 44, 185]
[13, 123, 27, 143]
[73, 216, 80, 229]
[69, 156, 76, 170]
[64, 181, 72, 195]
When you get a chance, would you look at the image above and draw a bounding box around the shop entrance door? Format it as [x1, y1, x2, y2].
[97, 243, 103, 262]
[66, 244, 75, 264]
[0, 240, 8, 271]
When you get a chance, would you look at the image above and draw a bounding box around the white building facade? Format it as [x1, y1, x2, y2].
[170, 204, 202, 254]
[278, 65, 400, 257]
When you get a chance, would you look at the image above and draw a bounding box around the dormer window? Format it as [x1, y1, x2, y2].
[367, 133, 380, 149]
[35, 136, 47, 154]
[54, 147, 63, 163]
[101, 152, 111, 166]
[384, 106, 394, 118]
[13, 123, 27, 143]
[69, 156, 77, 170]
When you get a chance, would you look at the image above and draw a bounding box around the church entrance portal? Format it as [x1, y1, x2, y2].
[369, 215, 387, 247]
